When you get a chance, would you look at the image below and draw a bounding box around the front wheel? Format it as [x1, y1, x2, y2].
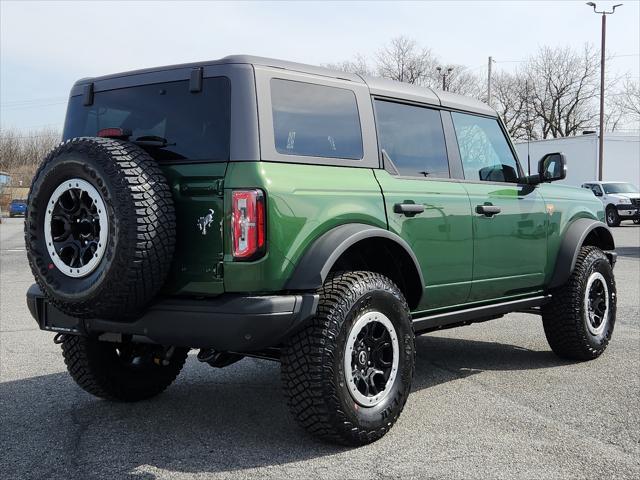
[633, 218, 640, 225]
[61, 335, 188, 401]
[542, 246, 616, 360]
[606, 206, 620, 227]
[281, 271, 415, 445]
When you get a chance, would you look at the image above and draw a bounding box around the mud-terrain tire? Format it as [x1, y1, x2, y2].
[25, 137, 176, 320]
[61, 335, 188, 402]
[606, 206, 620, 227]
[542, 246, 616, 360]
[281, 271, 415, 445]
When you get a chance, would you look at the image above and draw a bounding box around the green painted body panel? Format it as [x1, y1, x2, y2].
[462, 183, 548, 300]
[159, 162, 227, 296]
[158, 158, 605, 316]
[222, 162, 387, 293]
[536, 183, 604, 284]
[373, 171, 473, 310]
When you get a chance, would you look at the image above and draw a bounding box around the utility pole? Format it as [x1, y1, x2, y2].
[586, 2, 623, 181]
[525, 79, 531, 175]
[436, 66, 453, 91]
[487, 56, 493, 107]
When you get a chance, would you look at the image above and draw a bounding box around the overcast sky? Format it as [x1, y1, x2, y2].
[1, 0, 638, 131]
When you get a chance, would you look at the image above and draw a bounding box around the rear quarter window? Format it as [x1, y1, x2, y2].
[63, 77, 231, 162]
[270, 79, 363, 160]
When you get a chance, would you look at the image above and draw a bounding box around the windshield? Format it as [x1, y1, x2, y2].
[602, 183, 638, 194]
[63, 77, 230, 162]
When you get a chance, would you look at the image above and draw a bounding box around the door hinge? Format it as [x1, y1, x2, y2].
[213, 179, 224, 197]
[214, 259, 224, 279]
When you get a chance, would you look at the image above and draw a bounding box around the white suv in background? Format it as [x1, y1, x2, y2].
[582, 181, 640, 226]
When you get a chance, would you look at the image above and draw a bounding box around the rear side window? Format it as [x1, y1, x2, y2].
[374, 100, 449, 178]
[270, 79, 363, 160]
[451, 112, 520, 183]
[63, 77, 231, 162]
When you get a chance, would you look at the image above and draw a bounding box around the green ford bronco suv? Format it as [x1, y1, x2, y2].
[26, 55, 616, 445]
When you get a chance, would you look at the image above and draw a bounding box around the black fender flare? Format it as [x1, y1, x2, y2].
[548, 218, 615, 289]
[284, 223, 424, 295]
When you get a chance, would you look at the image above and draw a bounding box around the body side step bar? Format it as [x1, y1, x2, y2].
[412, 295, 551, 334]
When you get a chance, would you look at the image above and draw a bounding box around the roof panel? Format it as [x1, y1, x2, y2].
[363, 76, 440, 106]
[71, 54, 497, 117]
[433, 90, 496, 117]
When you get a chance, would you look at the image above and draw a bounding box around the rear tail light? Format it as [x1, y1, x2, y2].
[231, 189, 266, 260]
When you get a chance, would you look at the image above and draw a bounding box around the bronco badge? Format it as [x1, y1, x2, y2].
[197, 209, 215, 235]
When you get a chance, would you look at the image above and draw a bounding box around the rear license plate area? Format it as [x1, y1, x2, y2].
[41, 302, 82, 334]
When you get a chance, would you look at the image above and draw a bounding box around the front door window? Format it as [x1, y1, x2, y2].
[451, 112, 520, 183]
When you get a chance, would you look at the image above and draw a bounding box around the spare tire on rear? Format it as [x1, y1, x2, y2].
[25, 137, 176, 320]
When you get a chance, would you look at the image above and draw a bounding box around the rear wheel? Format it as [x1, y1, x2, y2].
[606, 206, 620, 227]
[281, 271, 415, 445]
[61, 335, 188, 402]
[542, 246, 616, 360]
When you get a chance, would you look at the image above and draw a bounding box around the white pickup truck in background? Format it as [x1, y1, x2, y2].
[581, 181, 640, 226]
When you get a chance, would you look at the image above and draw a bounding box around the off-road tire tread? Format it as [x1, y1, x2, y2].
[542, 246, 615, 360]
[61, 335, 187, 402]
[25, 137, 176, 319]
[281, 271, 414, 445]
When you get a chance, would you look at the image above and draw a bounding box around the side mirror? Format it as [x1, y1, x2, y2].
[538, 152, 567, 182]
[593, 190, 603, 197]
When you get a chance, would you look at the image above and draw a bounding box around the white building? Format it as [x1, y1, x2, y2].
[515, 133, 640, 187]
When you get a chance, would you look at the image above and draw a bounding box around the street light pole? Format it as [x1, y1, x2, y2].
[586, 2, 623, 181]
[436, 66, 454, 91]
[599, 12, 606, 180]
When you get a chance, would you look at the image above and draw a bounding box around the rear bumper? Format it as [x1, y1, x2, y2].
[26, 284, 318, 352]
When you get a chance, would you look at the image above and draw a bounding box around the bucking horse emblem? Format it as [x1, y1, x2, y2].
[197, 209, 215, 236]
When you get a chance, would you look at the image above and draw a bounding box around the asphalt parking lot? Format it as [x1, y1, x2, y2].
[1, 216, 638, 480]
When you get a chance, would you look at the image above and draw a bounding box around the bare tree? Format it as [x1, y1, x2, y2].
[491, 71, 536, 140]
[0, 127, 61, 187]
[375, 36, 437, 85]
[325, 39, 638, 136]
[323, 54, 373, 77]
[439, 66, 484, 97]
[612, 76, 640, 125]
[524, 45, 600, 138]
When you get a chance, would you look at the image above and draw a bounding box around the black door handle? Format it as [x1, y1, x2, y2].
[394, 203, 425, 215]
[476, 205, 501, 217]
